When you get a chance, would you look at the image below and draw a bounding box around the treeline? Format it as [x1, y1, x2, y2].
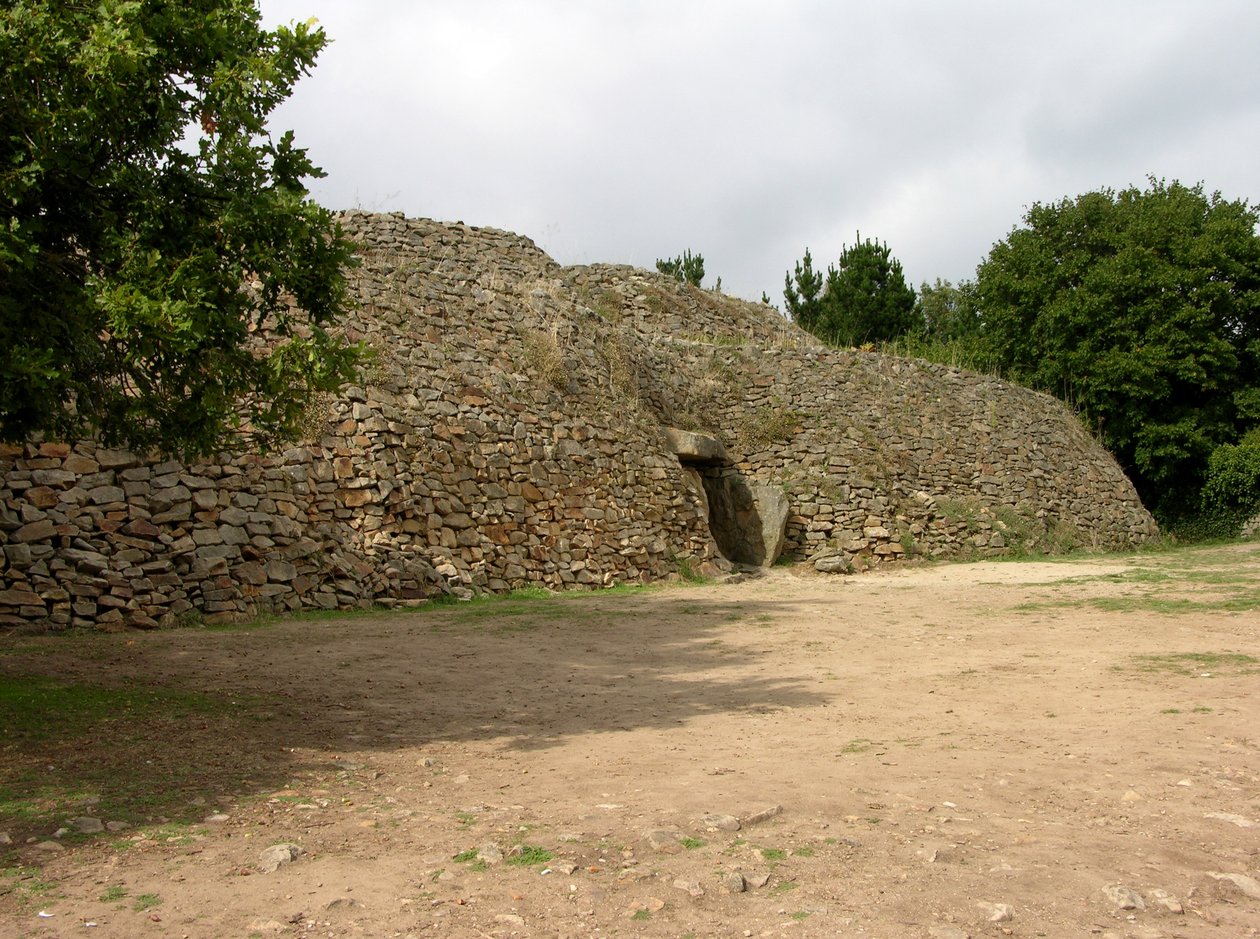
[779, 179, 1260, 534]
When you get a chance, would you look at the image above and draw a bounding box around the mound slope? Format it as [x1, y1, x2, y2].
[0, 213, 1156, 628]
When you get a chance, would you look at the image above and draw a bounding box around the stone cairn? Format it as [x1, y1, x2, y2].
[0, 212, 1158, 629]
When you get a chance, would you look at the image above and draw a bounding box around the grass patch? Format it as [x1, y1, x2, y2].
[98, 885, 128, 902]
[679, 837, 705, 850]
[522, 327, 569, 391]
[134, 823, 209, 847]
[1128, 652, 1258, 676]
[760, 847, 787, 862]
[452, 848, 479, 863]
[1, 865, 58, 906]
[1087, 590, 1260, 614]
[0, 675, 254, 842]
[132, 892, 162, 912]
[631, 909, 652, 921]
[505, 845, 553, 867]
[672, 555, 707, 584]
[737, 405, 802, 451]
[0, 675, 228, 744]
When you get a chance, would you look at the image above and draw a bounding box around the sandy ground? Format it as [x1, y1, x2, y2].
[2, 544, 1259, 939]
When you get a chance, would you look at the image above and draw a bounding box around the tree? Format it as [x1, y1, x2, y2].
[656, 250, 705, 287]
[975, 178, 1260, 516]
[916, 278, 981, 342]
[783, 247, 824, 331]
[784, 235, 920, 346]
[0, 0, 360, 457]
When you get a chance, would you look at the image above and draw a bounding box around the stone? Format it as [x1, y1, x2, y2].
[977, 902, 1014, 922]
[643, 829, 683, 853]
[258, 843, 304, 873]
[741, 804, 783, 826]
[1202, 811, 1256, 828]
[12, 519, 56, 543]
[0, 212, 1160, 629]
[1102, 883, 1145, 910]
[704, 474, 789, 567]
[1206, 871, 1260, 900]
[813, 552, 852, 574]
[1146, 889, 1183, 914]
[0, 588, 42, 607]
[721, 871, 747, 893]
[662, 427, 730, 465]
[70, 817, 104, 834]
[699, 813, 741, 832]
[672, 877, 704, 897]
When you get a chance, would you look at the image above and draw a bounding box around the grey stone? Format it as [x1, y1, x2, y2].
[977, 901, 1014, 922]
[258, 843, 304, 873]
[814, 552, 852, 574]
[741, 804, 783, 826]
[699, 813, 741, 832]
[1206, 871, 1260, 900]
[672, 877, 704, 897]
[662, 427, 730, 465]
[721, 871, 746, 893]
[1146, 888, 1183, 914]
[643, 829, 683, 853]
[1102, 883, 1145, 910]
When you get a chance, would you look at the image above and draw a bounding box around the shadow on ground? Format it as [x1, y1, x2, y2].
[0, 587, 825, 846]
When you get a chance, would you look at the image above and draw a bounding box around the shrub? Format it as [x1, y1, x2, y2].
[1200, 432, 1260, 535]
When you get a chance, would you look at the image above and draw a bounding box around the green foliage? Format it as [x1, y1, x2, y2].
[883, 280, 999, 374]
[974, 178, 1260, 516]
[784, 235, 920, 346]
[656, 249, 705, 287]
[916, 278, 981, 342]
[783, 247, 824, 329]
[505, 844, 553, 866]
[0, 0, 361, 456]
[1200, 433, 1260, 533]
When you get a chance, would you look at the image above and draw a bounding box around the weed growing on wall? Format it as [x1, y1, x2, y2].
[737, 405, 803, 451]
[522, 326, 568, 391]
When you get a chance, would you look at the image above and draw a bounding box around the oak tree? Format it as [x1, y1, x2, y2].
[0, 0, 360, 456]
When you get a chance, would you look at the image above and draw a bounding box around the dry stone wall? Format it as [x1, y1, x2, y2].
[0, 212, 1157, 629]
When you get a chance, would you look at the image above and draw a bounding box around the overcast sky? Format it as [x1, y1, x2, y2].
[258, 1, 1260, 303]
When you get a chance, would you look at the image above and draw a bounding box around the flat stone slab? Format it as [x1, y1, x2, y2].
[662, 427, 730, 465]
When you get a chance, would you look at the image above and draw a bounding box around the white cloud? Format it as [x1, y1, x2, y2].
[260, 0, 1260, 302]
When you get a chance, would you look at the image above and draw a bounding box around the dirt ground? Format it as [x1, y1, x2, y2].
[2, 543, 1259, 939]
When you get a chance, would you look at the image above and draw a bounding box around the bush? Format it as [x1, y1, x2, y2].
[1199, 431, 1260, 535]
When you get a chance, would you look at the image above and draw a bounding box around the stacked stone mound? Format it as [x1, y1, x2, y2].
[0, 212, 1157, 629]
